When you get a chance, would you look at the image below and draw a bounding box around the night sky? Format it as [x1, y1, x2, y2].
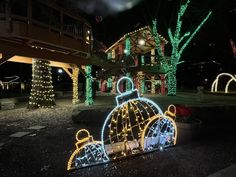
[87, 0, 235, 61]
[0, 0, 235, 89]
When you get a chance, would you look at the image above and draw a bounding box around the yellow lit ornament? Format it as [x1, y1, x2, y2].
[101, 77, 164, 159]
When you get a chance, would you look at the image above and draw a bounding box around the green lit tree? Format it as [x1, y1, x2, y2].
[153, 0, 212, 95]
[28, 59, 55, 109]
[85, 65, 94, 105]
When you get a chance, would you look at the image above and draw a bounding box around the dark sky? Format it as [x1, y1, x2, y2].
[83, 0, 235, 73]
[86, 0, 235, 60]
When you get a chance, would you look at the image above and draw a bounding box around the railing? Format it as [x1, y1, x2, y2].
[0, 13, 86, 42]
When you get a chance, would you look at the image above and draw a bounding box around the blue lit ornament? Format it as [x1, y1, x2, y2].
[141, 105, 177, 151]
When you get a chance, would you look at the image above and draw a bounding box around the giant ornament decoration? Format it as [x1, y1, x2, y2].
[67, 77, 177, 170]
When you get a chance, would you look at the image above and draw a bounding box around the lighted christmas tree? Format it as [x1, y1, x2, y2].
[153, 0, 212, 95]
[28, 59, 55, 109]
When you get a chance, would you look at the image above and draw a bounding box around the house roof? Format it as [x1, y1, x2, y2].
[105, 26, 168, 54]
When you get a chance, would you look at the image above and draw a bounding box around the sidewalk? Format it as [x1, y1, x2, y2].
[207, 164, 236, 177]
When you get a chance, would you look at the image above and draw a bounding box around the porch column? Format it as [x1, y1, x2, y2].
[63, 67, 79, 104]
[85, 65, 93, 105]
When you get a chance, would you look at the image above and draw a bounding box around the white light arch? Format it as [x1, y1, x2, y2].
[211, 73, 236, 93]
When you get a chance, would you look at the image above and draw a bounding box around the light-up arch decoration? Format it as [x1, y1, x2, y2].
[67, 77, 177, 170]
[211, 73, 236, 93]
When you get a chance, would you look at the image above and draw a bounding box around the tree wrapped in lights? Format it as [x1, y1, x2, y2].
[85, 65, 93, 105]
[28, 59, 55, 109]
[153, 0, 212, 95]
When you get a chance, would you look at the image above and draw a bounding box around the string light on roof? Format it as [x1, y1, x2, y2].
[105, 26, 168, 53]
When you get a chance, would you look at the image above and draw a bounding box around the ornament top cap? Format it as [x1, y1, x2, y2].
[115, 77, 140, 105]
[116, 76, 134, 94]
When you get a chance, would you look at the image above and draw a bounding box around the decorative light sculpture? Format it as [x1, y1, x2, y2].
[211, 73, 236, 93]
[67, 77, 177, 170]
[67, 129, 109, 170]
[101, 77, 176, 160]
[141, 104, 177, 151]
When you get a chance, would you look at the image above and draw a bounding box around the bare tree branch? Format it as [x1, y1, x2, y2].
[168, 28, 174, 46]
[179, 11, 212, 56]
[174, 0, 190, 39]
[152, 19, 165, 59]
[179, 32, 190, 44]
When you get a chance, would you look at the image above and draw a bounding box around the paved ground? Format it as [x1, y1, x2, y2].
[0, 92, 236, 177]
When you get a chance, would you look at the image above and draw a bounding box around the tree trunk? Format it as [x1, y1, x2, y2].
[167, 66, 177, 96]
[72, 68, 79, 104]
[85, 65, 93, 105]
[28, 59, 55, 109]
